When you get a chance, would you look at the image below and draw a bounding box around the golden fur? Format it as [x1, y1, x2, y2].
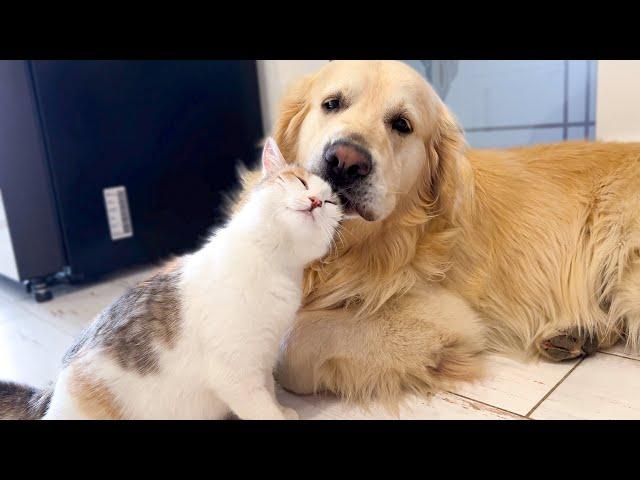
[236, 61, 640, 407]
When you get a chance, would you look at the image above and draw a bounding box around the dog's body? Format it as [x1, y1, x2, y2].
[243, 60, 640, 404]
[444, 142, 639, 355]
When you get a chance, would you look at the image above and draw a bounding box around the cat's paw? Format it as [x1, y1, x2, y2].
[281, 407, 299, 420]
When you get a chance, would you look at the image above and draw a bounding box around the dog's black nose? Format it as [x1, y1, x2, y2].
[324, 141, 372, 186]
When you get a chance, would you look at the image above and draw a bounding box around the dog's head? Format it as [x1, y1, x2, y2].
[273, 60, 471, 223]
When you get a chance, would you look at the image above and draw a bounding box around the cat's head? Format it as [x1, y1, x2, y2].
[256, 137, 343, 262]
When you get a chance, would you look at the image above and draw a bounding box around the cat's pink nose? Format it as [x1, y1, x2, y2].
[309, 196, 323, 211]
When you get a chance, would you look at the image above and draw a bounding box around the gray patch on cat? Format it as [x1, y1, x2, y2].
[64, 265, 183, 375]
[0, 381, 53, 420]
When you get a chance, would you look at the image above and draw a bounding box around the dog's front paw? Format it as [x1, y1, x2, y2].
[538, 327, 599, 361]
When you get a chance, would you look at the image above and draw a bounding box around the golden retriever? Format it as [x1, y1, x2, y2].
[235, 60, 640, 406]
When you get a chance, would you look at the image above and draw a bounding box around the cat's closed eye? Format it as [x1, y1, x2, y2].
[295, 176, 308, 189]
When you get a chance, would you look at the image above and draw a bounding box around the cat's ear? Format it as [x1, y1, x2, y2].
[261, 137, 287, 177]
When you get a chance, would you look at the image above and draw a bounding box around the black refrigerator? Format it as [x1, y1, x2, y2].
[0, 60, 263, 301]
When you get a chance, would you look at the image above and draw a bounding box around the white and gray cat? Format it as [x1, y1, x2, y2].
[0, 138, 342, 420]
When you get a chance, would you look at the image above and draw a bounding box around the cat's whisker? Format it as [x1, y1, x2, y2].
[332, 225, 346, 250]
[317, 220, 339, 254]
[331, 225, 342, 249]
[330, 222, 346, 253]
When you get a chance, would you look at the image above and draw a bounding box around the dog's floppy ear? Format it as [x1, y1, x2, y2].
[424, 103, 473, 221]
[273, 74, 314, 163]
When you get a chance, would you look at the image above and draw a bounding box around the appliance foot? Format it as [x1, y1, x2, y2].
[32, 281, 53, 303]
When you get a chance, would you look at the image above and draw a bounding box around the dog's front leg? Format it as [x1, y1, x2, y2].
[276, 286, 487, 407]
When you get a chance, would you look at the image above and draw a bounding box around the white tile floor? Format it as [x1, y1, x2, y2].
[1, 264, 638, 420]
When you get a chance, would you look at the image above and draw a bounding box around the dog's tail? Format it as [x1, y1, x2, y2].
[0, 381, 52, 420]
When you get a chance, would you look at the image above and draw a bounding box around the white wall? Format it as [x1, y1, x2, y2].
[596, 60, 640, 142]
[257, 60, 329, 134]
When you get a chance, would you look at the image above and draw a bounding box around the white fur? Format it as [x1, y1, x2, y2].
[44, 139, 342, 420]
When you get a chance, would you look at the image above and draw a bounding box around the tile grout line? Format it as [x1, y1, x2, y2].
[10, 301, 79, 339]
[447, 391, 530, 420]
[0, 298, 54, 330]
[597, 350, 640, 362]
[15, 294, 100, 338]
[525, 358, 584, 418]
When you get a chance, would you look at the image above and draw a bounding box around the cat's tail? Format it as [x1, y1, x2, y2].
[0, 381, 52, 420]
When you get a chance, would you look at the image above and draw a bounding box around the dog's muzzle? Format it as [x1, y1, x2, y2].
[318, 139, 376, 221]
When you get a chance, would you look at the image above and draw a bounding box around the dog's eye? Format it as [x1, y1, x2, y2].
[322, 98, 341, 112]
[391, 117, 412, 134]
